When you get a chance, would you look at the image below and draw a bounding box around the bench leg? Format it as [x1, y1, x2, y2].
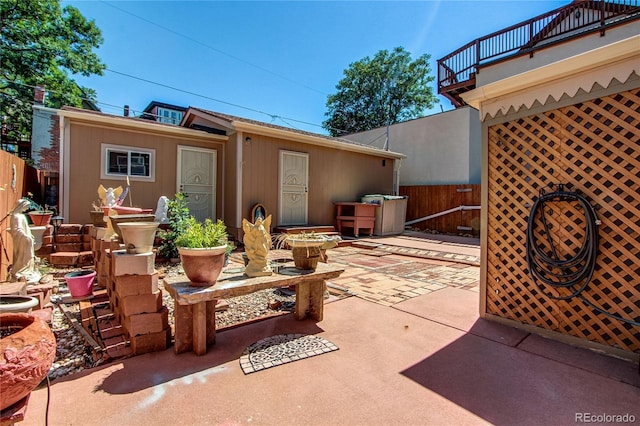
[172, 301, 217, 355]
[173, 303, 192, 355]
[193, 302, 207, 355]
[295, 279, 324, 321]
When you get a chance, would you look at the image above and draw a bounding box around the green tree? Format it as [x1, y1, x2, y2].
[0, 0, 105, 144]
[323, 47, 437, 137]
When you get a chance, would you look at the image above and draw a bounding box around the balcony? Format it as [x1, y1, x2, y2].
[437, 0, 640, 107]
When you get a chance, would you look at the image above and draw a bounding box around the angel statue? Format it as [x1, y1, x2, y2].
[97, 185, 124, 241]
[8, 199, 41, 283]
[97, 184, 124, 207]
[242, 214, 273, 277]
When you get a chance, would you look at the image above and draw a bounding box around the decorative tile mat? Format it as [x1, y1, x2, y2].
[240, 334, 339, 374]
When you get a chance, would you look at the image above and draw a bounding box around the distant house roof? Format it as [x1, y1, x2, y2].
[142, 101, 188, 113]
[78, 87, 100, 112]
[184, 107, 405, 159]
[140, 101, 188, 122]
[54, 106, 227, 140]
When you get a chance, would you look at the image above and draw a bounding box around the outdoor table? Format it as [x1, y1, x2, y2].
[164, 261, 344, 355]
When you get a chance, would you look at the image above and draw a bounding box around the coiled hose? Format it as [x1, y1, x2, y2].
[526, 186, 639, 326]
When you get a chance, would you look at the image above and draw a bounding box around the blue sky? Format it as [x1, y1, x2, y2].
[65, 0, 569, 134]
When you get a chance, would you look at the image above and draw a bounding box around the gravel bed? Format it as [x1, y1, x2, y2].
[45, 260, 297, 382]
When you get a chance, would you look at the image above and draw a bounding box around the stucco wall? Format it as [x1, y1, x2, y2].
[342, 107, 480, 185]
[63, 120, 226, 224]
[240, 132, 396, 229]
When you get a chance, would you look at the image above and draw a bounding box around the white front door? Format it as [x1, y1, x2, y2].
[279, 151, 308, 226]
[177, 145, 216, 222]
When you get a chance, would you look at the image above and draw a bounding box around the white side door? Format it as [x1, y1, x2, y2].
[177, 145, 216, 222]
[279, 150, 308, 226]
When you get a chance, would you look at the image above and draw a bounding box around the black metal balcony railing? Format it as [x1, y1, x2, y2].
[437, 0, 640, 107]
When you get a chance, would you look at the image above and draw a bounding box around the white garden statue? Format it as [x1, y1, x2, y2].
[8, 199, 41, 283]
[155, 196, 170, 224]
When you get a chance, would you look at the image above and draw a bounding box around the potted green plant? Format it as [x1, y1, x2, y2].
[175, 216, 229, 286]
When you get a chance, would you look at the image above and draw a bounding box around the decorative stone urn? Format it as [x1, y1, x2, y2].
[108, 214, 156, 243]
[118, 222, 159, 254]
[178, 246, 227, 287]
[0, 296, 39, 313]
[28, 225, 47, 251]
[0, 313, 56, 411]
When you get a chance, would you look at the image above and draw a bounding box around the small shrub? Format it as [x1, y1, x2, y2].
[157, 193, 191, 259]
[175, 217, 228, 249]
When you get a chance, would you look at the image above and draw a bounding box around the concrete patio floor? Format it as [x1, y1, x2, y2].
[21, 233, 639, 425]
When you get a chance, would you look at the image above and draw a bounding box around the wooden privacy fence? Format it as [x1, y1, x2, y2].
[0, 150, 44, 281]
[486, 87, 640, 353]
[399, 184, 480, 235]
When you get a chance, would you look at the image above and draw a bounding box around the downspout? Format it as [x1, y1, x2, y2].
[235, 132, 243, 239]
[393, 158, 402, 195]
[60, 114, 70, 220]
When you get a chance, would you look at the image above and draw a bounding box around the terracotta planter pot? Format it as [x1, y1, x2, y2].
[178, 246, 226, 287]
[0, 313, 56, 411]
[64, 270, 96, 298]
[118, 222, 159, 254]
[27, 211, 52, 226]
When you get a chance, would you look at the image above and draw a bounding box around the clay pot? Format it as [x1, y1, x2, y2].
[27, 211, 52, 226]
[0, 313, 56, 411]
[178, 246, 226, 287]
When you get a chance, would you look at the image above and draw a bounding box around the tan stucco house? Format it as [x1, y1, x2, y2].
[32, 105, 404, 240]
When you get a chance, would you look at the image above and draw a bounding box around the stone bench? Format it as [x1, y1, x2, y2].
[164, 261, 344, 355]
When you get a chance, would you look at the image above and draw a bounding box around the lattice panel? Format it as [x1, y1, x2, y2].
[486, 87, 640, 353]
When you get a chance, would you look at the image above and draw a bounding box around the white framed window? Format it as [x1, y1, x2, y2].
[156, 107, 183, 125]
[101, 143, 155, 182]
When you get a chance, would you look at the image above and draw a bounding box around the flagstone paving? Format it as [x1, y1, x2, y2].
[327, 245, 480, 306]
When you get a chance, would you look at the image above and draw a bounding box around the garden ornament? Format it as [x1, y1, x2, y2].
[155, 196, 170, 224]
[8, 199, 41, 283]
[242, 214, 273, 277]
[97, 185, 124, 208]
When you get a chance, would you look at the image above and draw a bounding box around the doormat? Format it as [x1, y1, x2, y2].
[240, 334, 339, 374]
